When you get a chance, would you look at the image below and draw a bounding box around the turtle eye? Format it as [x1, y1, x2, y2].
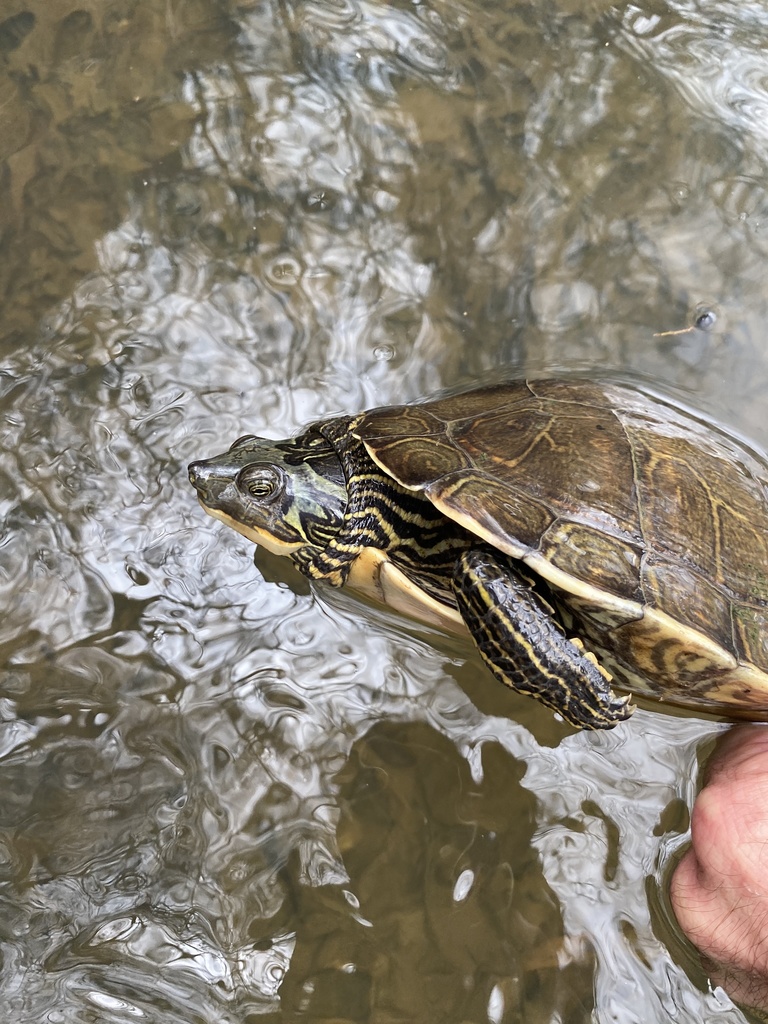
[238, 465, 284, 503]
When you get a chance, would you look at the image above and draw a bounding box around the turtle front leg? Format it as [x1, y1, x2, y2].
[453, 549, 633, 730]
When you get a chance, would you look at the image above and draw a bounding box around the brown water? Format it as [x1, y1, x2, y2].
[2, 0, 768, 1020]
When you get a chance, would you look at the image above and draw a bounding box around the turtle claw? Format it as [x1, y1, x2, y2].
[561, 682, 634, 730]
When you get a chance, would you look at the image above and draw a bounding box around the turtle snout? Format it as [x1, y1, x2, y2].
[188, 459, 241, 515]
[188, 460, 207, 495]
[188, 459, 227, 504]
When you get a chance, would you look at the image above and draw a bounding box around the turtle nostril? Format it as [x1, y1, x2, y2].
[187, 459, 237, 511]
[188, 461, 207, 492]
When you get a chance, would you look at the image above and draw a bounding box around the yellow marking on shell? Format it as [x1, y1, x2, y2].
[346, 548, 466, 635]
[526, 554, 768, 704]
[430, 494, 736, 656]
[596, 647, 768, 719]
[420, 490, 768, 709]
[199, 502, 302, 556]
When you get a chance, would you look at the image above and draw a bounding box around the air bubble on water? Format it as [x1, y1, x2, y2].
[265, 255, 301, 288]
[692, 303, 719, 331]
[669, 181, 690, 207]
[373, 344, 395, 362]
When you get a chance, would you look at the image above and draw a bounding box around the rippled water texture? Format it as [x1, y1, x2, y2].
[2, 0, 768, 1020]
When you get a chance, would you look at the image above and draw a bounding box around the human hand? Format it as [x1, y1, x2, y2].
[670, 724, 768, 1009]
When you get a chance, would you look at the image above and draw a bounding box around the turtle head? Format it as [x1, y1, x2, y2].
[188, 428, 348, 557]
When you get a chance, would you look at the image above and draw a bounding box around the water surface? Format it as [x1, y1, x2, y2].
[2, 0, 768, 1020]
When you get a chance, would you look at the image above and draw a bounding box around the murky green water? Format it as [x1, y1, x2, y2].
[2, 0, 768, 1020]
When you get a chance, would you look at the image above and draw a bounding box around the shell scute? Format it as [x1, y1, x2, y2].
[733, 605, 768, 674]
[641, 559, 735, 660]
[538, 521, 644, 605]
[424, 471, 554, 557]
[353, 408, 473, 487]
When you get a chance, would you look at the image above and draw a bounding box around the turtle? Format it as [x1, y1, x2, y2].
[187, 377, 768, 729]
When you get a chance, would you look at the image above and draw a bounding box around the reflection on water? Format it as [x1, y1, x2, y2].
[2, 0, 768, 1020]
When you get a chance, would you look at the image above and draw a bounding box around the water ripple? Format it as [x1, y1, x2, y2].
[619, 3, 768, 158]
[2, 1, 768, 1020]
